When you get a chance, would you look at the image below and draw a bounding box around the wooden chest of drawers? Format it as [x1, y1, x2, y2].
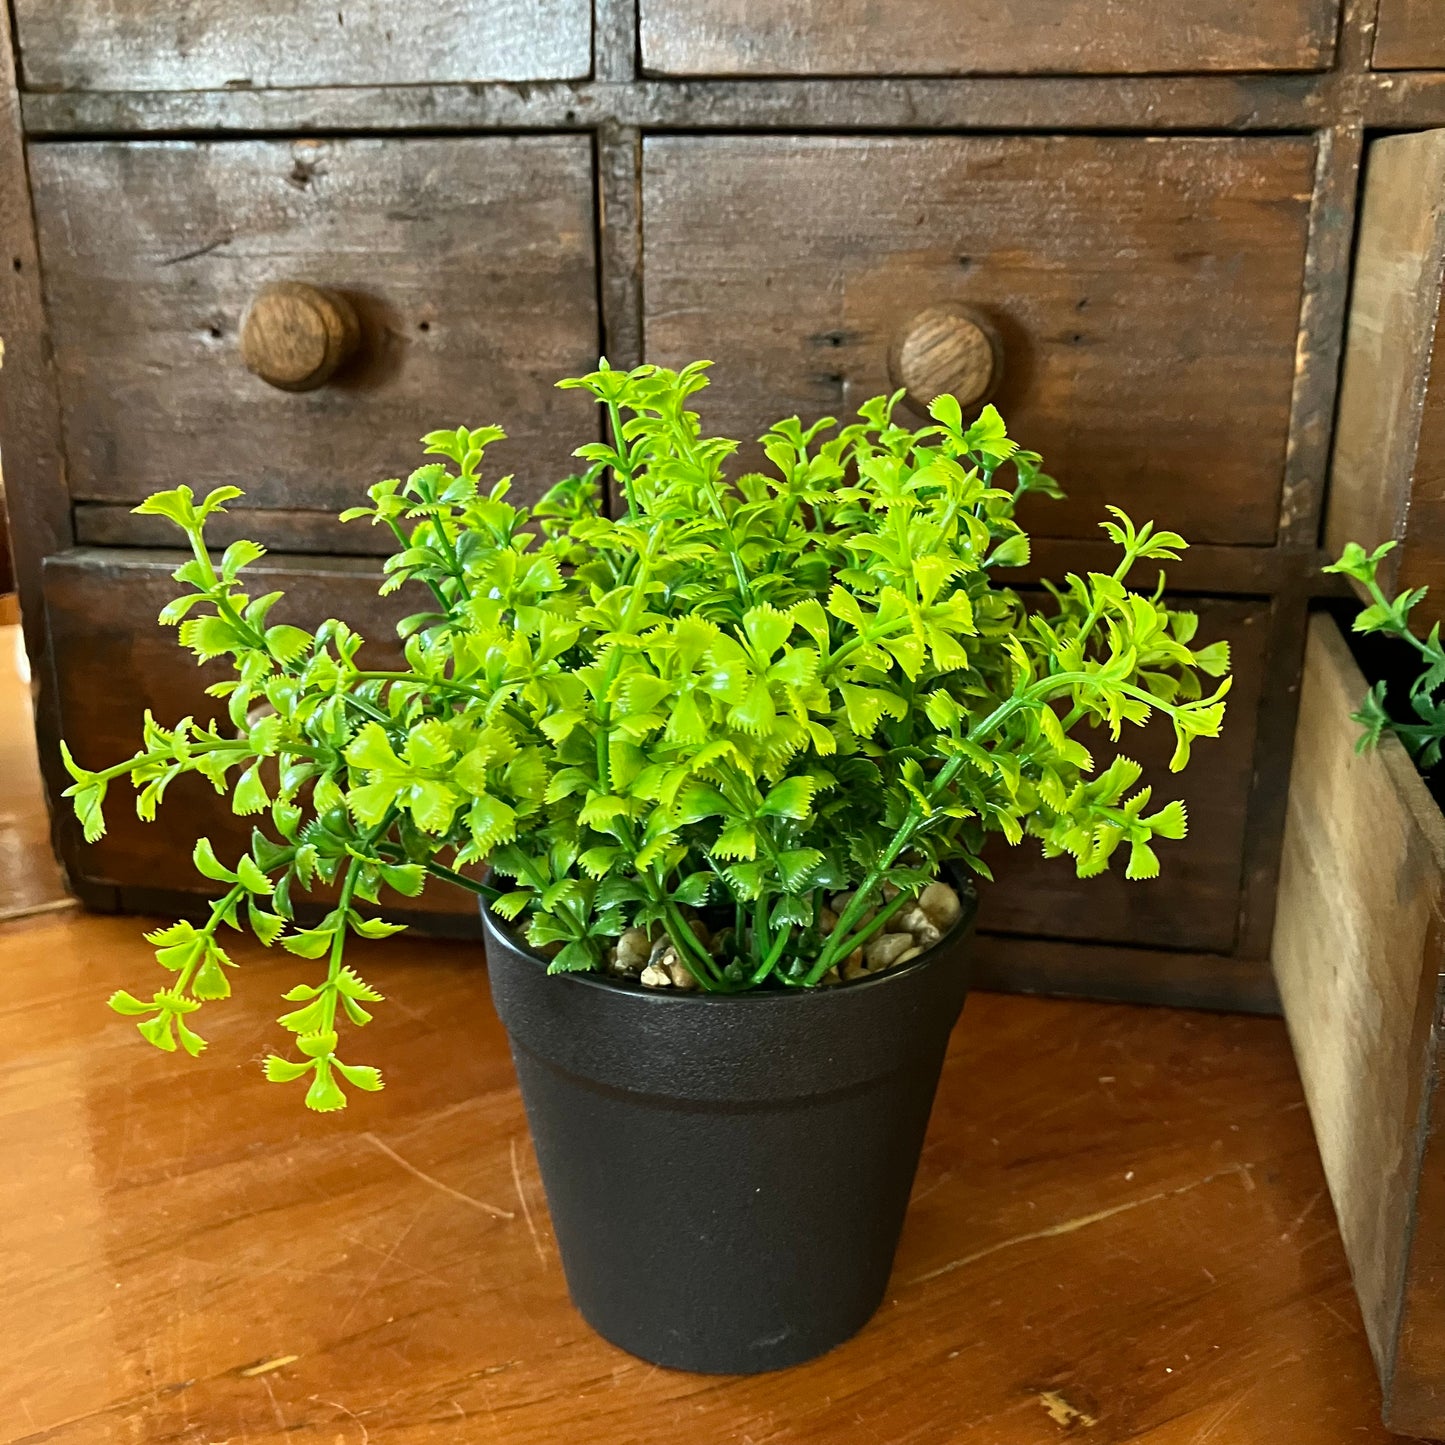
[5, 0, 1443, 1012]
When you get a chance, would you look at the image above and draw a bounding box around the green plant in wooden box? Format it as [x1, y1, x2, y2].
[1325, 540, 1445, 768]
[62, 361, 1231, 1114]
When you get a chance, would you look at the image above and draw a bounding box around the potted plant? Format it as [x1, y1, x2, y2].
[61, 360, 1231, 1373]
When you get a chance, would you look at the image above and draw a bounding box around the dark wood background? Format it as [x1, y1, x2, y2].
[4, 0, 1443, 1011]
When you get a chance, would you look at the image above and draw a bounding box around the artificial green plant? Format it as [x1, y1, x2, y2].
[64, 361, 1231, 1109]
[1325, 539, 1445, 767]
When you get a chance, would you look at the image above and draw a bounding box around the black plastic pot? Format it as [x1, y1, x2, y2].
[482, 882, 977, 1375]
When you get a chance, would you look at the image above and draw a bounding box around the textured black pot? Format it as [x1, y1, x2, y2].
[482, 882, 977, 1375]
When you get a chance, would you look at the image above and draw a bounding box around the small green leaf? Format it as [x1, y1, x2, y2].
[264, 624, 313, 664]
[108, 989, 156, 1016]
[264, 1055, 314, 1083]
[305, 1064, 348, 1113]
[334, 1060, 385, 1092]
[193, 838, 236, 883]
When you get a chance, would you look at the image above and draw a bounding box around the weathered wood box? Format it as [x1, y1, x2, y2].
[1274, 615, 1445, 1437]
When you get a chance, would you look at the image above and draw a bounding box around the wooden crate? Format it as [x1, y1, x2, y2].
[1274, 614, 1445, 1437]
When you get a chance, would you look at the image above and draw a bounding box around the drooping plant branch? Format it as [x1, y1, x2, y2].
[64, 361, 1231, 1109]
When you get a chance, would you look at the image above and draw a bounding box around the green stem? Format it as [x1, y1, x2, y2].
[747, 922, 794, 987]
[319, 858, 363, 1035]
[822, 888, 913, 973]
[658, 901, 726, 991]
[607, 399, 638, 518]
[422, 859, 501, 901]
[383, 515, 452, 614]
[168, 883, 247, 1002]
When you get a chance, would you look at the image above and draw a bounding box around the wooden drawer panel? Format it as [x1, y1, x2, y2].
[640, 0, 1337, 76]
[1373, 0, 1445, 68]
[14, 0, 591, 91]
[1327, 130, 1445, 630]
[979, 598, 1268, 954]
[29, 138, 599, 536]
[47, 553, 1266, 954]
[642, 136, 1314, 548]
[44, 548, 471, 921]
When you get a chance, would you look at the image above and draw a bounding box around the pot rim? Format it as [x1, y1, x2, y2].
[481, 867, 979, 1007]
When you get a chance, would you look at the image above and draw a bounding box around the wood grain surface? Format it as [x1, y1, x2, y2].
[44, 548, 1269, 964]
[0, 896, 1413, 1443]
[41, 548, 466, 922]
[1374, 0, 1445, 68]
[1327, 130, 1445, 631]
[639, 0, 1338, 76]
[28, 137, 601, 532]
[641, 135, 1314, 546]
[1274, 615, 1445, 1436]
[13, 0, 591, 91]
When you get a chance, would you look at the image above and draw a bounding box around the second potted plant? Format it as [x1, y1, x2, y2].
[62, 361, 1231, 1372]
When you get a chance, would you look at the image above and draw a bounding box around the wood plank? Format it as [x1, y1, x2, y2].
[0, 2, 72, 839]
[642, 135, 1314, 547]
[27, 137, 601, 519]
[1279, 124, 1364, 545]
[1273, 614, 1445, 1435]
[1374, 0, 1445, 68]
[0, 902, 1401, 1443]
[639, 0, 1338, 76]
[41, 548, 468, 922]
[12, 0, 590, 90]
[72, 506, 1348, 599]
[19, 76, 1336, 140]
[1327, 130, 1445, 633]
[971, 934, 1278, 1014]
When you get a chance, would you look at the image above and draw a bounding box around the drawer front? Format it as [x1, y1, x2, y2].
[44, 548, 469, 920]
[30, 137, 600, 533]
[1374, 0, 1445, 68]
[14, 0, 590, 90]
[642, 136, 1314, 548]
[1328, 131, 1445, 631]
[640, 0, 1336, 75]
[978, 599, 1267, 954]
[47, 553, 1265, 953]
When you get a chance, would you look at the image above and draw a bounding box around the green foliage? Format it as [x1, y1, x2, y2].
[65, 361, 1231, 1110]
[1325, 540, 1445, 768]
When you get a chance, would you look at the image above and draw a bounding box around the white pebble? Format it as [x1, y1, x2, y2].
[917, 881, 962, 930]
[614, 928, 651, 971]
[865, 933, 913, 970]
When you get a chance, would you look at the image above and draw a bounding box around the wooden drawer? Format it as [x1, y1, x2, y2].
[979, 598, 1268, 953]
[14, 0, 591, 90]
[1373, 0, 1445, 68]
[640, 0, 1337, 76]
[642, 136, 1315, 547]
[47, 550, 1267, 959]
[29, 137, 600, 544]
[44, 548, 472, 923]
[1328, 130, 1445, 630]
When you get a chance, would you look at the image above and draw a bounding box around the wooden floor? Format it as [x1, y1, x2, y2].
[0, 623, 1419, 1444]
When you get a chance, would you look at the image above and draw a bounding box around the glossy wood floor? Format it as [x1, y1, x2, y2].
[0, 622, 1418, 1444]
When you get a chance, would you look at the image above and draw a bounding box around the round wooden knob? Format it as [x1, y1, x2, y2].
[240, 282, 360, 392]
[889, 304, 1002, 416]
